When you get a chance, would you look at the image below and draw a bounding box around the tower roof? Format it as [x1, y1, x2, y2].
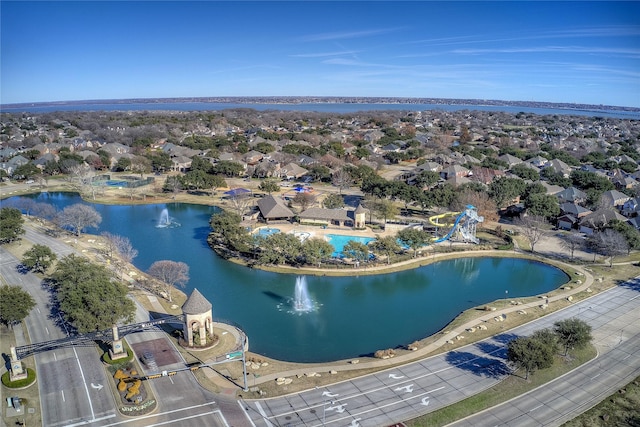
[182, 288, 212, 315]
[354, 204, 367, 214]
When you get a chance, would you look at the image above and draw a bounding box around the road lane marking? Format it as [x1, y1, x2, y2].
[254, 402, 276, 427]
[101, 402, 219, 426]
[61, 390, 65, 402]
[529, 404, 543, 412]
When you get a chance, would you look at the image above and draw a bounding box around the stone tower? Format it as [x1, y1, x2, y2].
[182, 288, 214, 347]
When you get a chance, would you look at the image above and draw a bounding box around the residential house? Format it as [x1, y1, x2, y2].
[171, 156, 192, 172]
[277, 163, 308, 180]
[242, 150, 264, 166]
[440, 164, 470, 180]
[470, 167, 503, 185]
[544, 158, 572, 177]
[559, 202, 592, 219]
[499, 153, 523, 168]
[556, 187, 587, 204]
[540, 181, 565, 196]
[557, 214, 578, 231]
[610, 169, 638, 190]
[621, 198, 640, 217]
[600, 189, 630, 208]
[579, 208, 627, 234]
[526, 155, 549, 168]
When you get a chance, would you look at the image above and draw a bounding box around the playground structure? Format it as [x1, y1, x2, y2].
[428, 205, 484, 244]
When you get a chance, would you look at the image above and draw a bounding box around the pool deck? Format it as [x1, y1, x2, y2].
[255, 222, 394, 241]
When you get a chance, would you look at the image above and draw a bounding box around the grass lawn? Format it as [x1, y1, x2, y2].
[561, 375, 640, 426]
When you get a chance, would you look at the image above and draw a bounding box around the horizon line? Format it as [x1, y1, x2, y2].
[2, 96, 638, 112]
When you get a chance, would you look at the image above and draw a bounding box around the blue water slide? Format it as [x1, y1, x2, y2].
[433, 210, 467, 243]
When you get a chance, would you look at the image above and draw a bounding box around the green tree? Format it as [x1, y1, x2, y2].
[322, 193, 345, 209]
[369, 236, 401, 264]
[208, 210, 250, 253]
[0, 207, 25, 244]
[205, 174, 227, 197]
[254, 141, 275, 154]
[258, 233, 302, 265]
[489, 177, 526, 208]
[397, 228, 431, 258]
[212, 160, 244, 177]
[114, 157, 132, 172]
[13, 163, 40, 180]
[182, 169, 209, 191]
[342, 240, 369, 264]
[510, 164, 540, 181]
[507, 335, 555, 380]
[148, 151, 172, 172]
[301, 238, 334, 267]
[258, 178, 280, 194]
[190, 156, 213, 173]
[0, 284, 36, 327]
[553, 318, 593, 356]
[50, 255, 135, 333]
[414, 170, 440, 188]
[524, 193, 560, 219]
[21, 244, 57, 273]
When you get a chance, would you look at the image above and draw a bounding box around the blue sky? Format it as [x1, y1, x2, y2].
[2, 1, 639, 107]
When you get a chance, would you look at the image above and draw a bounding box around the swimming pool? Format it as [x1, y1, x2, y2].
[93, 180, 129, 187]
[326, 234, 375, 257]
[256, 227, 281, 237]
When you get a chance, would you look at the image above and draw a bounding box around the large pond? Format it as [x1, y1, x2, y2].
[2, 192, 569, 362]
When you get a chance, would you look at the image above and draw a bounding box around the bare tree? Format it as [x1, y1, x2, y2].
[331, 169, 353, 194]
[130, 155, 152, 178]
[228, 191, 253, 217]
[515, 214, 547, 253]
[559, 232, 585, 260]
[101, 232, 138, 265]
[591, 229, 629, 267]
[293, 192, 315, 212]
[147, 260, 189, 302]
[57, 204, 102, 235]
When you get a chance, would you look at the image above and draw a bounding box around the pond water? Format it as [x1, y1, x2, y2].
[2, 192, 569, 362]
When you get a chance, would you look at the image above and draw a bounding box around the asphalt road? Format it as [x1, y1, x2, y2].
[449, 278, 640, 427]
[242, 278, 640, 427]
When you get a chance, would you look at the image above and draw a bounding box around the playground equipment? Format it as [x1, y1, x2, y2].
[428, 205, 484, 244]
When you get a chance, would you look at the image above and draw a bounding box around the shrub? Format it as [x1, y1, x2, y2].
[118, 379, 127, 392]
